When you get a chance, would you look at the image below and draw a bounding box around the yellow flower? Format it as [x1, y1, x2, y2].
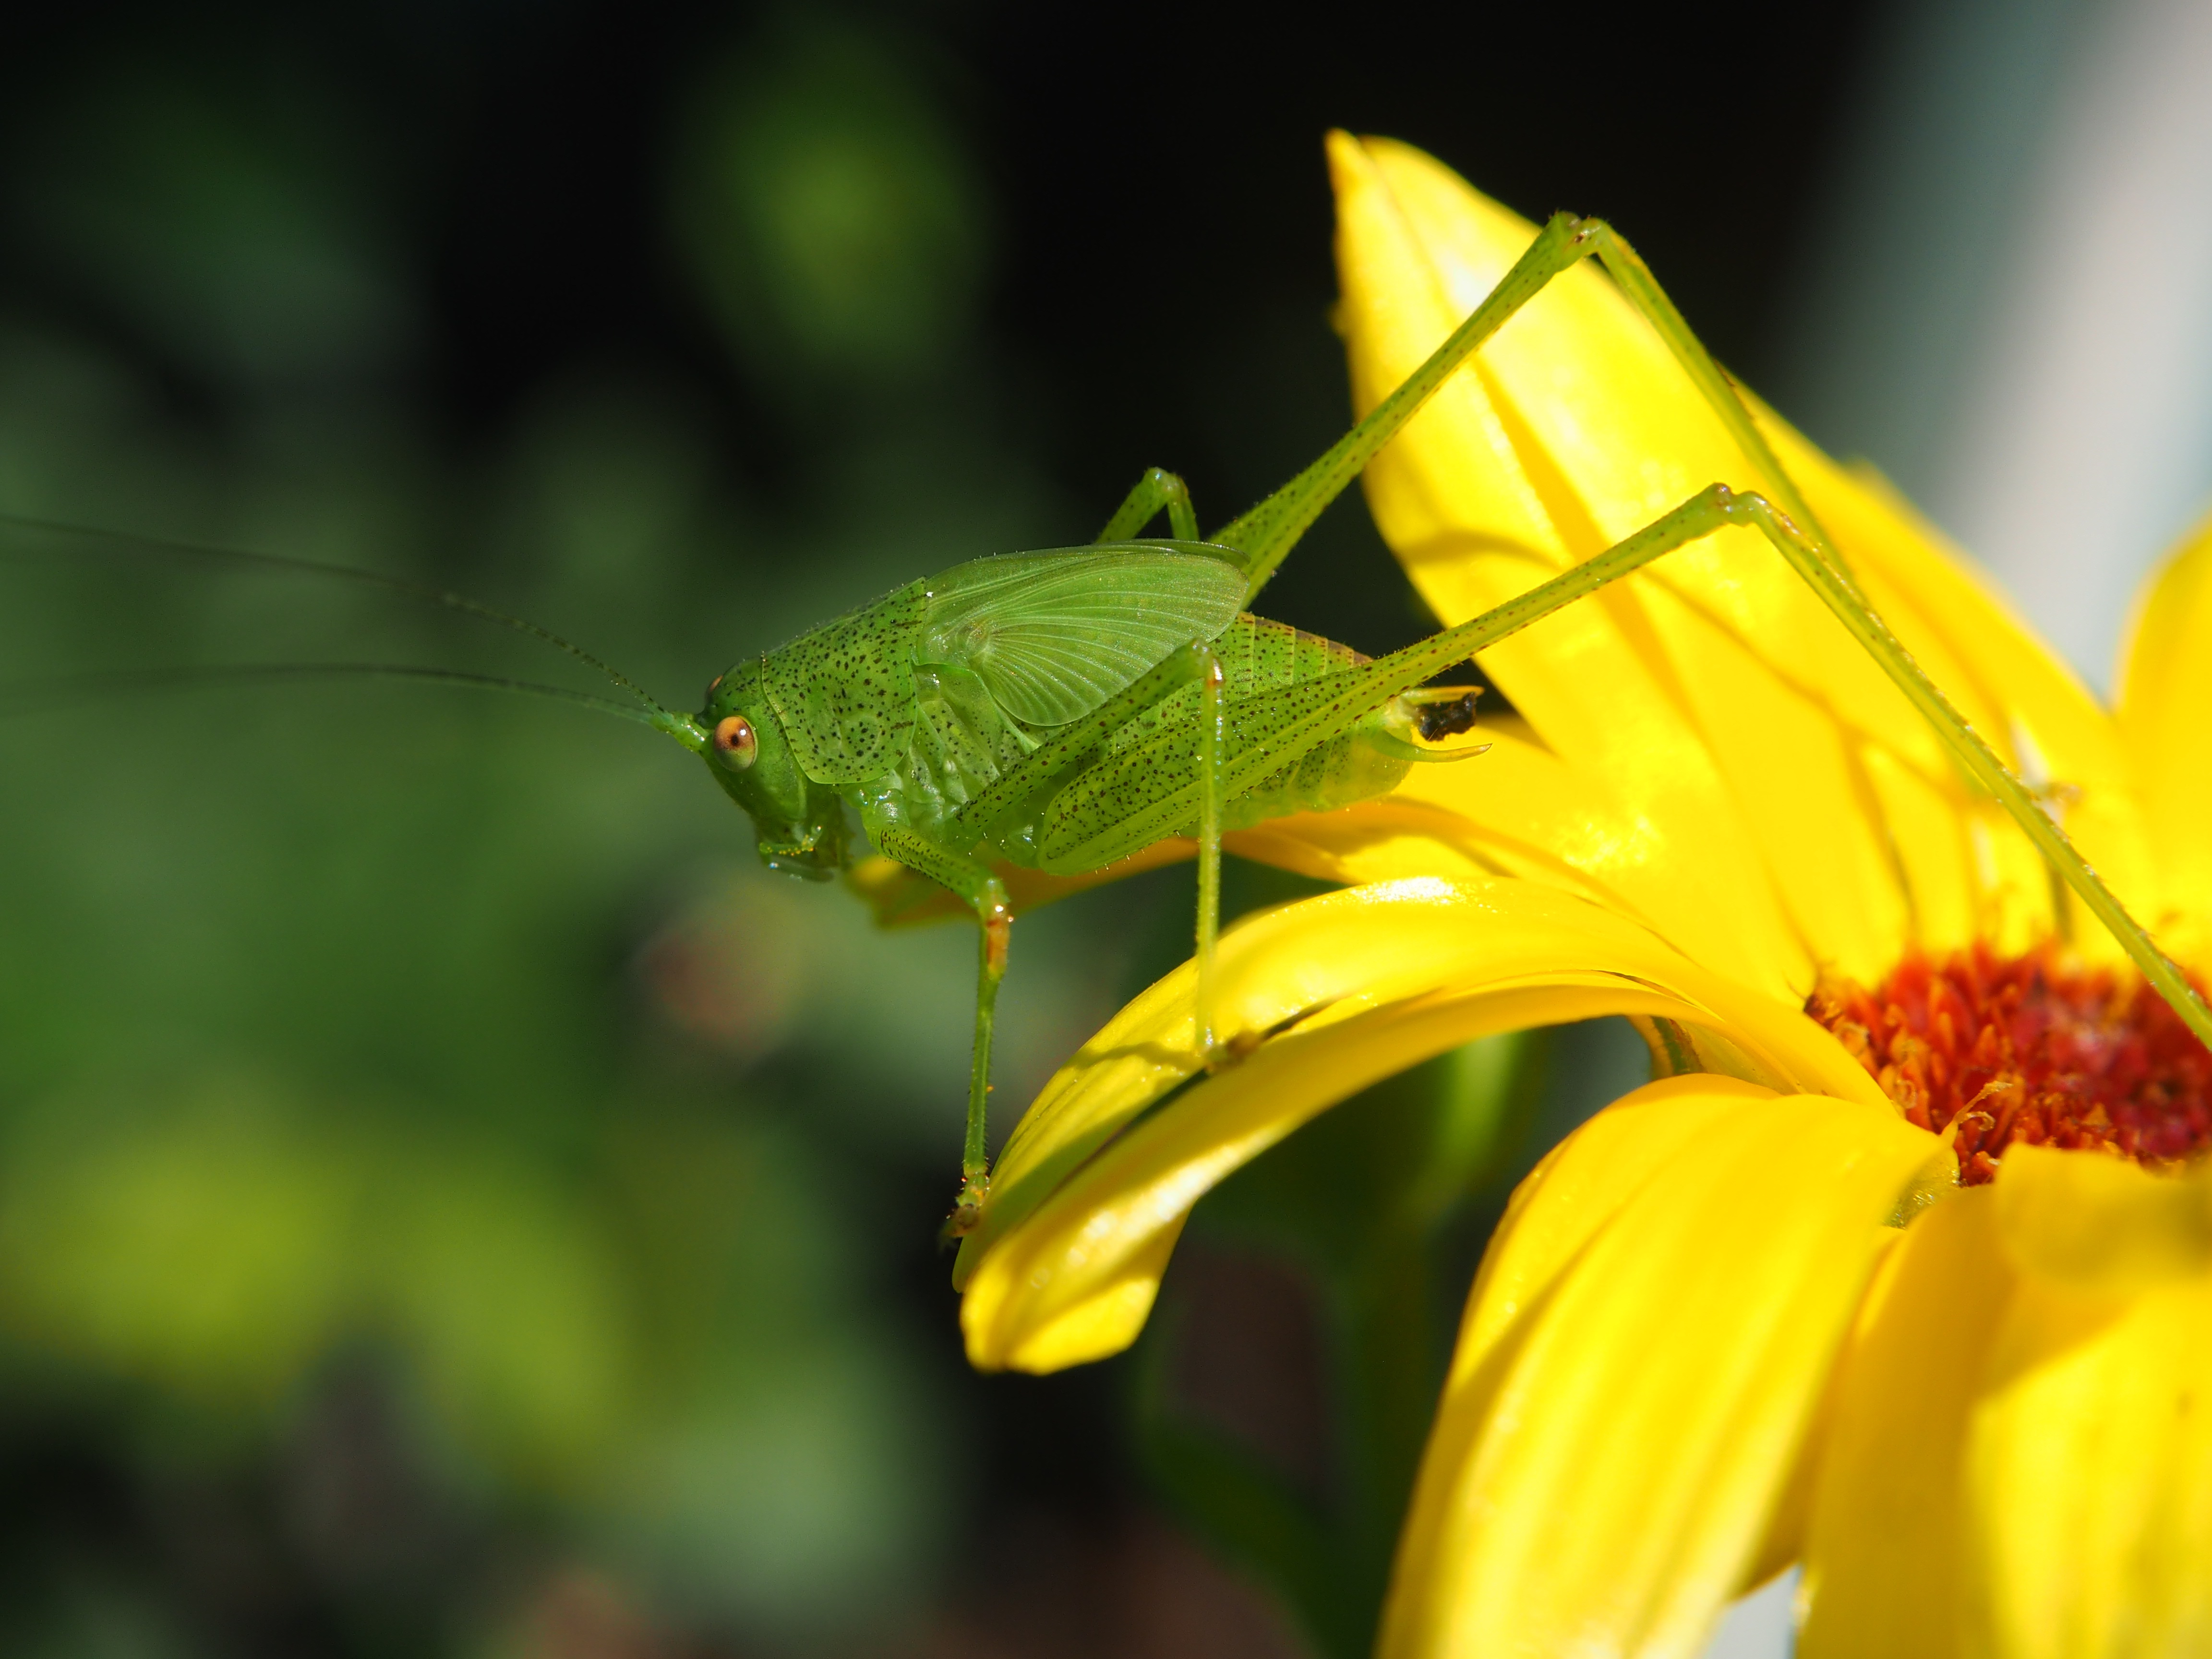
[951, 133, 2212, 1657]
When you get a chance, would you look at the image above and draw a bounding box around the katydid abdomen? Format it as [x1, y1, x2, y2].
[900, 613, 1422, 863]
[1027, 613, 1432, 874]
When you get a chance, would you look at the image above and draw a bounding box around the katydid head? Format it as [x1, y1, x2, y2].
[700, 664, 847, 881]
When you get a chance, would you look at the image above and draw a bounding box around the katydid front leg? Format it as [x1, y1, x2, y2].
[866, 817, 1012, 1236]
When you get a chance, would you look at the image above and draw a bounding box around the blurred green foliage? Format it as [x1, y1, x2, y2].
[0, 12, 1106, 1652]
[671, 14, 987, 390]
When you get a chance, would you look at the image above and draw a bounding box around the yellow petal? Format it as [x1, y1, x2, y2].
[1222, 797, 1522, 891]
[1379, 1082, 1942, 1659]
[977, 1214, 1187, 1376]
[1968, 1270, 2212, 1657]
[1803, 1158, 2212, 1656]
[955, 876, 1888, 1370]
[2116, 508, 2212, 962]
[1329, 131, 1822, 993]
[1797, 1187, 2012, 1658]
[1226, 724, 1799, 994]
[1330, 133, 2156, 976]
[1994, 1142, 2212, 1292]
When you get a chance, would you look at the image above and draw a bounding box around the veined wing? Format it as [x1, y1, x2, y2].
[918, 543, 1245, 727]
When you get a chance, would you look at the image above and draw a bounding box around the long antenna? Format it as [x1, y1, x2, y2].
[0, 661, 678, 730]
[0, 512, 707, 751]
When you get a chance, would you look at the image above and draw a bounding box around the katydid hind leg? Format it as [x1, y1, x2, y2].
[1715, 493, 2212, 1053]
[1097, 466, 1201, 543]
[1213, 203, 1830, 606]
[866, 819, 1013, 1235]
[1702, 490, 2212, 1050]
[1215, 214, 1589, 600]
[1070, 491, 1754, 871]
[1300, 202, 2206, 1042]
[1236, 481, 2212, 1058]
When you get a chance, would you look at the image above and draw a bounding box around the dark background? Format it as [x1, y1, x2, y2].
[0, 2, 1883, 1654]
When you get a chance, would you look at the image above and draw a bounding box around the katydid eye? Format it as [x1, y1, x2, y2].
[713, 714, 757, 768]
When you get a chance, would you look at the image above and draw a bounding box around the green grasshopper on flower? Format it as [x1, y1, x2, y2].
[17, 202, 2207, 1236]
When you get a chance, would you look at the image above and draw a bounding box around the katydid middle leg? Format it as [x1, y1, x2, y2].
[1097, 466, 1201, 542]
[1193, 641, 1226, 1055]
[952, 631, 1232, 1053]
[866, 818, 1012, 1235]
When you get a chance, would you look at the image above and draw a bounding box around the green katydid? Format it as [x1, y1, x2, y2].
[685, 207, 2212, 1234]
[12, 207, 2207, 1240]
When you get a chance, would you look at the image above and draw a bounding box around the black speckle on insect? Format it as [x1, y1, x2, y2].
[1416, 692, 1483, 742]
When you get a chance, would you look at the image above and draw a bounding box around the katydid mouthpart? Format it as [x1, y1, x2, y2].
[10, 196, 2205, 1243]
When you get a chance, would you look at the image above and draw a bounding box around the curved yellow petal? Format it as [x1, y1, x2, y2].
[1379, 1082, 1943, 1659]
[978, 1214, 1188, 1376]
[1330, 132, 2157, 976]
[955, 876, 1888, 1370]
[1994, 1142, 2212, 1293]
[1229, 725, 1800, 996]
[1802, 1154, 2212, 1656]
[1224, 797, 1521, 890]
[1797, 1187, 2011, 1658]
[1330, 131, 1823, 992]
[1968, 1269, 2212, 1657]
[2116, 508, 2212, 962]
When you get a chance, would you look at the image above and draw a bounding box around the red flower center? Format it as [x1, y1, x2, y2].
[1807, 944, 2212, 1185]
